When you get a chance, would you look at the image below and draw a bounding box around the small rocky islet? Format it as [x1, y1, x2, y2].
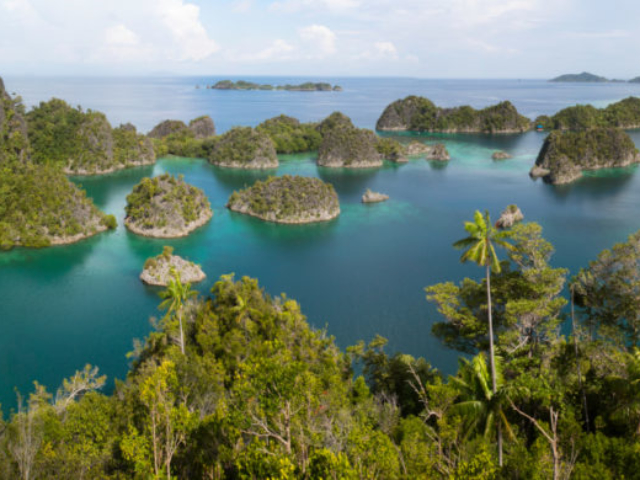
[362, 189, 389, 203]
[227, 175, 340, 224]
[140, 246, 205, 286]
[125, 174, 212, 238]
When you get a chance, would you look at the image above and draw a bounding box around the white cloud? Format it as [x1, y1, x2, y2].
[270, 0, 361, 14]
[105, 24, 139, 47]
[298, 24, 337, 57]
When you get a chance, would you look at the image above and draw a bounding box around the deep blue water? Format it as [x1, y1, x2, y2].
[2, 76, 640, 411]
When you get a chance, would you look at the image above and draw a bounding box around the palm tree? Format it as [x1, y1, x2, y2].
[159, 268, 197, 355]
[453, 210, 513, 465]
[450, 353, 516, 450]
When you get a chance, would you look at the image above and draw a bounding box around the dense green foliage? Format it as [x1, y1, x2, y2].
[549, 72, 610, 83]
[208, 127, 278, 168]
[209, 80, 340, 91]
[537, 97, 640, 130]
[4, 216, 640, 477]
[375, 137, 405, 162]
[227, 175, 340, 223]
[256, 115, 322, 153]
[376, 96, 532, 133]
[317, 114, 382, 168]
[125, 173, 211, 233]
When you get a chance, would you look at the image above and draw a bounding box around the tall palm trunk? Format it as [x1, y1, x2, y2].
[486, 262, 502, 466]
[178, 308, 185, 355]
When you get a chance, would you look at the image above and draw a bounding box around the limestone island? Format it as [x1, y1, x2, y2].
[549, 72, 610, 83]
[208, 80, 342, 92]
[403, 141, 450, 161]
[147, 116, 216, 140]
[256, 115, 322, 154]
[492, 151, 512, 160]
[376, 96, 531, 134]
[630, 77, 640, 84]
[530, 128, 640, 185]
[317, 112, 382, 168]
[140, 246, 205, 286]
[375, 137, 408, 163]
[27, 99, 155, 175]
[209, 127, 278, 169]
[148, 116, 217, 159]
[495, 205, 524, 229]
[0, 77, 117, 250]
[362, 189, 389, 204]
[535, 97, 640, 131]
[125, 174, 212, 238]
[227, 175, 340, 224]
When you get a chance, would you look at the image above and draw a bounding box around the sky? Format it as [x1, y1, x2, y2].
[1, 0, 639, 78]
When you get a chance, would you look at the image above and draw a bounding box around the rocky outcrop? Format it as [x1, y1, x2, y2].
[209, 127, 278, 169]
[148, 120, 189, 139]
[375, 137, 407, 163]
[376, 96, 531, 134]
[405, 141, 432, 156]
[531, 128, 640, 185]
[125, 174, 212, 238]
[426, 143, 450, 161]
[362, 189, 389, 203]
[188, 116, 216, 139]
[492, 151, 512, 160]
[495, 205, 524, 229]
[0, 76, 29, 161]
[140, 246, 205, 286]
[227, 175, 340, 224]
[317, 117, 383, 168]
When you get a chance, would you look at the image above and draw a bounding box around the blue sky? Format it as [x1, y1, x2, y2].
[1, 0, 639, 78]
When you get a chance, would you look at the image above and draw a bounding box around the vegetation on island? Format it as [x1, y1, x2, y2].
[536, 97, 640, 131]
[208, 126, 278, 169]
[208, 80, 341, 91]
[376, 96, 532, 133]
[317, 113, 382, 168]
[375, 137, 407, 162]
[227, 175, 340, 223]
[148, 116, 217, 159]
[125, 173, 212, 237]
[531, 128, 640, 184]
[4, 214, 640, 478]
[256, 115, 322, 154]
[26, 98, 155, 174]
[141, 246, 206, 287]
[0, 81, 116, 249]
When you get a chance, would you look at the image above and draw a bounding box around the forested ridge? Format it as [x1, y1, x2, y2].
[2, 213, 640, 479]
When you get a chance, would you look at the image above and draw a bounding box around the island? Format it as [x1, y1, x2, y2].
[148, 116, 217, 158]
[207, 80, 342, 91]
[147, 116, 216, 140]
[124, 174, 212, 238]
[227, 175, 340, 224]
[362, 189, 389, 203]
[208, 127, 278, 169]
[375, 137, 407, 163]
[0, 79, 116, 249]
[530, 128, 640, 185]
[495, 205, 524, 229]
[535, 97, 640, 131]
[140, 246, 205, 286]
[403, 141, 450, 161]
[256, 115, 322, 154]
[26, 99, 155, 175]
[630, 77, 640, 84]
[317, 113, 383, 168]
[376, 96, 531, 134]
[492, 151, 512, 160]
[549, 72, 610, 83]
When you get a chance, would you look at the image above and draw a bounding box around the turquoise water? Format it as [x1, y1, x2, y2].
[3, 77, 640, 410]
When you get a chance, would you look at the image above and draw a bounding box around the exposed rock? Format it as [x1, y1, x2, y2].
[316, 111, 355, 137]
[140, 246, 205, 286]
[188, 116, 216, 139]
[531, 128, 640, 185]
[405, 141, 433, 156]
[209, 127, 278, 169]
[375, 137, 407, 163]
[125, 174, 212, 238]
[376, 96, 531, 133]
[495, 205, 524, 229]
[317, 124, 383, 168]
[426, 143, 450, 161]
[492, 151, 512, 160]
[362, 189, 389, 203]
[147, 120, 189, 139]
[227, 175, 340, 224]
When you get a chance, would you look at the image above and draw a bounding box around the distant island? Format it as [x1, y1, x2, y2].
[207, 80, 342, 92]
[549, 72, 640, 83]
[227, 175, 340, 224]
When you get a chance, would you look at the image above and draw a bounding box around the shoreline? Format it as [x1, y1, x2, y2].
[124, 209, 213, 238]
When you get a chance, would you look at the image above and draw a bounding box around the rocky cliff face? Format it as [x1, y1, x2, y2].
[376, 96, 531, 134]
[147, 120, 189, 139]
[208, 127, 278, 169]
[0, 76, 29, 162]
[140, 247, 206, 286]
[189, 116, 216, 139]
[531, 128, 640, 185]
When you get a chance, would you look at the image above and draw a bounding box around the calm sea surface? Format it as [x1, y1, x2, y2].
[2, 76, 640, 410]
